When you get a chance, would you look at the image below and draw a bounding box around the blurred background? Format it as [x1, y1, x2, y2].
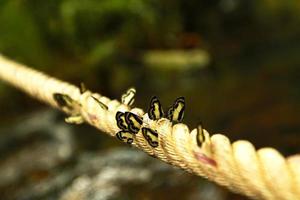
[0, 0, 300, 199]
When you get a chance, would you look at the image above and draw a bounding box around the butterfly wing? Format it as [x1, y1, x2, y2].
[142, 127, 159, 148]
[167, 97, 185, 123]
[53, 93, 81, 113]
[148, 96, 164, 120]
[121, 88, 136, 106]
[125, 112, 143, 134]
[116, 111, 129, 130]
[116, 130, 134, 144]
[196, 124, 206, 147]
[79, 82, 87, 94]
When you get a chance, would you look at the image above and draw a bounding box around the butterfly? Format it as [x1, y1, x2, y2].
[196, 124, 206, 148]
[195, 124, 213, 159]
[53, 93, 84, 124]
[142, 127, 159, 148]
[148, 96, 164, 120]
[53, 93, 77, 111]
[121, 88, 136, 106]
[148, 96, 185, 123]
[116, 130, 134, 144]
[196, 124, 211, 150]
[167, 97, 185, 123]
[125, 112, 143, 134]
[79, 82, 87, 94]
[115, 111, 129, 131]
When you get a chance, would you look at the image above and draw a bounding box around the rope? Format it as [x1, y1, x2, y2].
[0, 55, 299, 200]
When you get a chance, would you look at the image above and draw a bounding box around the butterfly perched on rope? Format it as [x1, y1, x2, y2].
[148, 96, 164, 120]
[142, 127, 159, 148]
[116, 130, 134, 144]
[53, 93, 85, 124]
[121, 88, 136, 106]
[195, 124, 212, 158]
[167, 97, 185, 123]
[53, 93, 78, 111]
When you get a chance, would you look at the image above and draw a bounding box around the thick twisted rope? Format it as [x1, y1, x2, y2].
[0, 55, 299, 200]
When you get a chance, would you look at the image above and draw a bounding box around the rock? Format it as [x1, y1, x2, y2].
[0, 110, 227, 200]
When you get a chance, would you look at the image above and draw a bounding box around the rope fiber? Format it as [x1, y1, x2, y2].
[0, 55, 299, 200]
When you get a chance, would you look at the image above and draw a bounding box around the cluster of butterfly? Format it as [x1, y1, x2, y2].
[115, 88, 186, 147]
[116, 98, 180, 147]
[116, 88, 209, 150]
[53, 85, 209, 151]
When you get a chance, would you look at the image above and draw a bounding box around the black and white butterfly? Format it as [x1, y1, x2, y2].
[195, 124, 213, 157]
[116, 111, 129, 131]
[142, 127, 159, 148]
[125, 112, 143, 134]
[148, 96, 164, 120]
[121, 88, 136, 106]
[53, 93, 84, 124]
[167, 97, 185, 123]
[116, 130, 134, 144]
[53, 93, 77, 111]
[196, 124, 206, 148]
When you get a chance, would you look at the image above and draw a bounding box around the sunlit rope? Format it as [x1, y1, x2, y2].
[0, 55, 299, 200]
